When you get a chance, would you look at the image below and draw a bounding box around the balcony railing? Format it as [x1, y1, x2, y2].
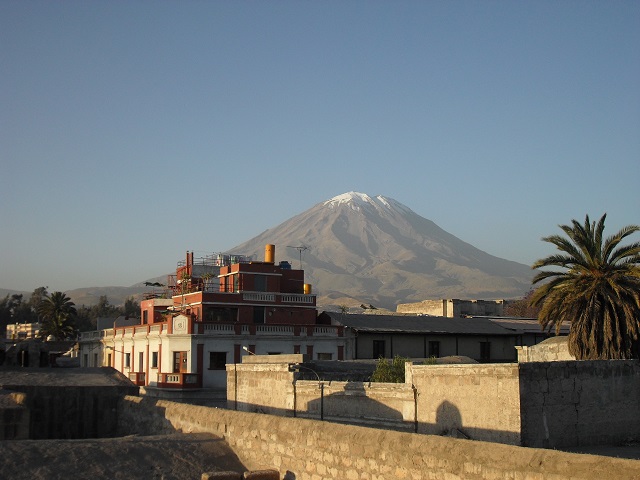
[158, 372, 201, 389]
[257, 325, 295, 335]
[128, 372, 145, 386]
[281, 294, 315, 304]
[243, 293, 276, 302]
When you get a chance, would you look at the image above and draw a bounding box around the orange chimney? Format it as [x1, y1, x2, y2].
[265, 244, 275, 264]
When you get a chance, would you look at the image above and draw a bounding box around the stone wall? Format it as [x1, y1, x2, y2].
[409, 363, 522, 445]
[516, 336, 575, 362]
[227, 357, 415, 430]
[294, 381, 416, 431]
[0, 368, 139, 439]
[519, 360, 640, 448]
[228, 357, 640, 449]
[0, 391, 30, 440]
[119, 395, 640, 480]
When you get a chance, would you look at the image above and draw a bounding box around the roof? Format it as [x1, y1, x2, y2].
[482, 317, 570, 335]
[321, 312, 516, 336]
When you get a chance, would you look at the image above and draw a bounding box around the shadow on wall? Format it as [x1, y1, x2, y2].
[304, 383, 409, 431]
[419, 400, 521, 445]
[235, 385, 519, 443]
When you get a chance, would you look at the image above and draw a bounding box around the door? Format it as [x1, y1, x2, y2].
[173, 351, 188, 373]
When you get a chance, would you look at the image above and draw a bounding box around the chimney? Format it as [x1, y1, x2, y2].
[265, 244, 275, 264]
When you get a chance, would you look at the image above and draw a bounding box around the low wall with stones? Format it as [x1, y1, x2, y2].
[516, 337, 575, 362]
[119, 395, 640, 480]
[227, 357, 640, 449]
[227, 357, 415, 431]
[294, 381, 416, 431]
[409, 363, 522, 445]
[519, 360, 640, 448]
[0, 391, 30, 440]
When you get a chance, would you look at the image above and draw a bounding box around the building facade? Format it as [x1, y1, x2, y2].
[319, 312, 521, 362]
[396, 299, 505, 317]
[78, 245, 345, 389]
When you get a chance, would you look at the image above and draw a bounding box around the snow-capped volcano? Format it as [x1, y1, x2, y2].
[230, 192, 533, 309]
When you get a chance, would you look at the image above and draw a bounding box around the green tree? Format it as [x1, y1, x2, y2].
[37, 291, 78, 340]
[370, 355, 409, 383]
[124, 296, 140, 319]
[530, 214, 640, 360]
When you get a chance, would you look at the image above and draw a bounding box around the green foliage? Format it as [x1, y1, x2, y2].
[0, 287, 49, 334]
[531, 214, 640, 359]
[370, 355, 409, 383]
[37, 291, 78, 340]
[124, 296, 140, 318]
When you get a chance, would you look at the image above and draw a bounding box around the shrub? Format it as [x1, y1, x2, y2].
[370, 355, 409, 383]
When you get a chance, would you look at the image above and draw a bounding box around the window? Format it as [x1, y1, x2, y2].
[209, 352, 227, 370]
[83, 354, 88, 367]
[254, 274, 267, 292]
[142, 310, 148, 324]
[124, 353, 131, 368]
[253, 306, 265, 324]
[233, 274, 239, 292]
[428, 341, 440, 358]
[93, 353, 98, 367]
[151, 352, 158, 368]
[372, 340, 386, 359]
[107, 353, 112, 367]
[317, 353, 333, 360]
[138, 352, 144, 371]
[205, 307, 238, 323]
[480, 342, 491, 362]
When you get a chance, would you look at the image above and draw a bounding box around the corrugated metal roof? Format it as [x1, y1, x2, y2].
[322, 312, 515, 336]
[484, 317, 570, 335]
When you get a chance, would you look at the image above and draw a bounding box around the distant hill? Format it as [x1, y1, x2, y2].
[229, 192, 534, 310]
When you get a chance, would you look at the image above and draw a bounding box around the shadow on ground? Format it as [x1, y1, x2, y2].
[0, 432, 246, 480]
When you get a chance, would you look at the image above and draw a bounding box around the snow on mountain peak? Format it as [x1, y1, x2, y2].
[323, 192, 413, 215]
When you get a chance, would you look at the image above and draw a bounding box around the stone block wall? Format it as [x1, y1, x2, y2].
[294, 381, 416, 431]
[119, 395, 640, 480]
[519, 360, 640, 448]
[408, 363, 522, 445]
[516, 337, 575, 362]
[0, 391, 30, 440]
[227, 362, 294, 415]
[227, 358, 640, 449]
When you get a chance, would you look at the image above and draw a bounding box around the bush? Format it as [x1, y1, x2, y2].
[370, 355, 409, 383]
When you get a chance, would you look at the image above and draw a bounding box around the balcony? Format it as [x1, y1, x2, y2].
[128, 372, 145, 386]
[157, 372, 201, 389]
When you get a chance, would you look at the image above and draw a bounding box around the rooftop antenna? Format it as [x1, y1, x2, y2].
[287, 245, 309, 269]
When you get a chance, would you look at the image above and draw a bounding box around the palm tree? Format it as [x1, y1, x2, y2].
[37, 291, 78, 340]
[530, 214, 640, 360]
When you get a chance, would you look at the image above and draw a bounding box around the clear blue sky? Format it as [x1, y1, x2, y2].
[1, 1, 638, 293]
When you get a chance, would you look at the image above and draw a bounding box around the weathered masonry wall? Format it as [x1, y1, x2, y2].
[409, 363, 521, 445]
[227, 357, 415, 431]
[0, 391, 30, 440]
[0, 368, 139, 439]
[119, 396, 640, 480]
[519, 360, 640, 448]
[516, 337, 575, 362]
[295, 381, 416, 431]
[228, 358, 640, 449]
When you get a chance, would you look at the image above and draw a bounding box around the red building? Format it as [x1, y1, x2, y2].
[80, 244, 344, 392]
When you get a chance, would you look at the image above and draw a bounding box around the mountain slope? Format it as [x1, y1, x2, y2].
[229, 192, 533, 309]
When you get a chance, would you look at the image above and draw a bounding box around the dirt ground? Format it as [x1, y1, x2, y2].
[0, 432, 248, 480]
